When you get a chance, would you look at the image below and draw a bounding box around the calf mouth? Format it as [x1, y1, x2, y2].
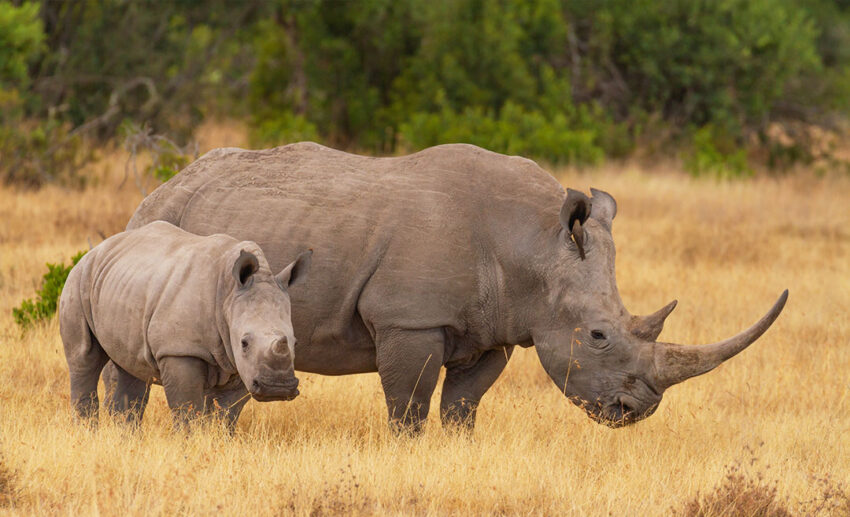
[250, 378, 300, 402]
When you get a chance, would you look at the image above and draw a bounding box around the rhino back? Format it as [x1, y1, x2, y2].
[129, 143, 565, 373]
[83, 221, 236, 380]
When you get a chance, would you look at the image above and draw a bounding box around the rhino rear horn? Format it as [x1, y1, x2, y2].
[629, 300, 677, 340]
[560, 189, 592, 260]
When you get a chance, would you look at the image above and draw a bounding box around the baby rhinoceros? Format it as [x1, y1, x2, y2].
[59, 220, 311, 428]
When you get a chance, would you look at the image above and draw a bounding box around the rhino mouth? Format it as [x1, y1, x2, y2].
[250, 378, 300, 402]
[583, 397, 659, 428]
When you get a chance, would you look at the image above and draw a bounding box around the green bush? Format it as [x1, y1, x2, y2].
[13, 251, 86, 329]
[0, 1, 87, 187]
[250, 112, 318, 147]
[241, 0, 845, 169]
[2, 0, 849, 177]
[684, 125, 752, 179]
[0, 1, 44, 89]
[400, 100, 606, 166]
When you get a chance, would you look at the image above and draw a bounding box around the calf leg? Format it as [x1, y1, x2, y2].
[204, 385, 250, 432]
[440, 346, 513, 430]
[375, 328, 444, 435]
[102, 361, 151, 425]
[60, 290, 108, 420]
[159, 356, 208, 428]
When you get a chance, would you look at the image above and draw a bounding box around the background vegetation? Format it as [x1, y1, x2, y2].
[0, 134, 847, 513]
[3, 0, 850, 186]
[1, 2, 848, 511]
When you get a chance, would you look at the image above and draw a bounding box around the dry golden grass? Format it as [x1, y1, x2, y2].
[0, 123, 848, 515]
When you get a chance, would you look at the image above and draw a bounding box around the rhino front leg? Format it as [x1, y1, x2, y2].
[102, 361, 151, 425]
[375, 328, 444, 435]
[159, 356, 208, 428]
[440, 346, 514, 430]
[204, 385, 250, 432]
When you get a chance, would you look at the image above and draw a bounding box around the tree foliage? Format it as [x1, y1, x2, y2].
[3, 0, 850, 184]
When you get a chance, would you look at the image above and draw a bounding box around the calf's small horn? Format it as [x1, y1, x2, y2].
[653, 290, 788, 388]
[273, 337, 289, 355]
[629, 300, 677, 340]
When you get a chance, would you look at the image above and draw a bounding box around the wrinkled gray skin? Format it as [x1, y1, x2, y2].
[103, 142, 787, 432]
[60, 221, 311, 427]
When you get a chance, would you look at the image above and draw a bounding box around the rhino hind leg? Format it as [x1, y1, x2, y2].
[102, 361, 151, 425]
[440, 346, 514, 431]
[375, 328, 445, 435]
[60, 310, 108, 420]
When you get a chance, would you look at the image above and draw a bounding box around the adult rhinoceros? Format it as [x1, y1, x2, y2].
[103, 142, 787, 432]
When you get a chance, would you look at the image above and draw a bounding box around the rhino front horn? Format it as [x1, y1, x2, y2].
[653, 290, 788, 389]
[629, 299, 677, 340]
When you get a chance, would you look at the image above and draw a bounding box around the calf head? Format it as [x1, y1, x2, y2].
[225, 247, 312, 402]
[531, 188, 787, 427]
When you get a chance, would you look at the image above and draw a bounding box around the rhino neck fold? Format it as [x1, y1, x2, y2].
[475, 230, 559, 348]
[215, 260, 238, 374]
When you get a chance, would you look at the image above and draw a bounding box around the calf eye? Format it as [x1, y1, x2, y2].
[591, 330, 606, 340]
[241, 338, 249, 350]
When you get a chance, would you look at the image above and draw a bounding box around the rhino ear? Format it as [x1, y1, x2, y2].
[589, 188, 617, 228]
[560, 189, 592, 260]
[233, 250, 259, 288]
[276, 249, 312, 289]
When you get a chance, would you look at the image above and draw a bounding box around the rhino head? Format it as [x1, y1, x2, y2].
[225, 248, 312, 402]
[530, 188, 787, 427]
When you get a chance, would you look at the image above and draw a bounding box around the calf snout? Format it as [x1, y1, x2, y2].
[249, 375, 300, 402]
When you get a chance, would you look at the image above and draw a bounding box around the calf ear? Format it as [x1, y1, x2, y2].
[560, 189, 592, 260]
[589, 188, 617, 229]
[276, 249, 312, 289]
[233, 250, 259, 288]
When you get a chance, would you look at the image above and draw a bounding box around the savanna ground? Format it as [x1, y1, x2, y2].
[0, 122, 848, 516]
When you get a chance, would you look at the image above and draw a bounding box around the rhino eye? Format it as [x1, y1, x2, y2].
[591, 330, 606, 340]
[241, 338, 249, 350]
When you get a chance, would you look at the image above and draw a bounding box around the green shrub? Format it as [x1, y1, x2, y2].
[0, 2, 90, 187]
[685, 125, 752, 179]
[250, 112, 319, 147]
[400, 100, 606, 166]
[13, 251, 86, 329]
[0, 1, 44, 88]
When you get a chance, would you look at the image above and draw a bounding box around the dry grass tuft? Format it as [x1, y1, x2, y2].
[0, 453, 17, 508]
[0, 124, 848, 515]
[801, 474, 850, 516]
[675, 448, 850, 517]
[674, 446, 792, 517]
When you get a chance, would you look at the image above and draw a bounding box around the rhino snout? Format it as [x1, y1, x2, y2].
[250, 376, 300, 402]
[591, 394, 660, 428]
